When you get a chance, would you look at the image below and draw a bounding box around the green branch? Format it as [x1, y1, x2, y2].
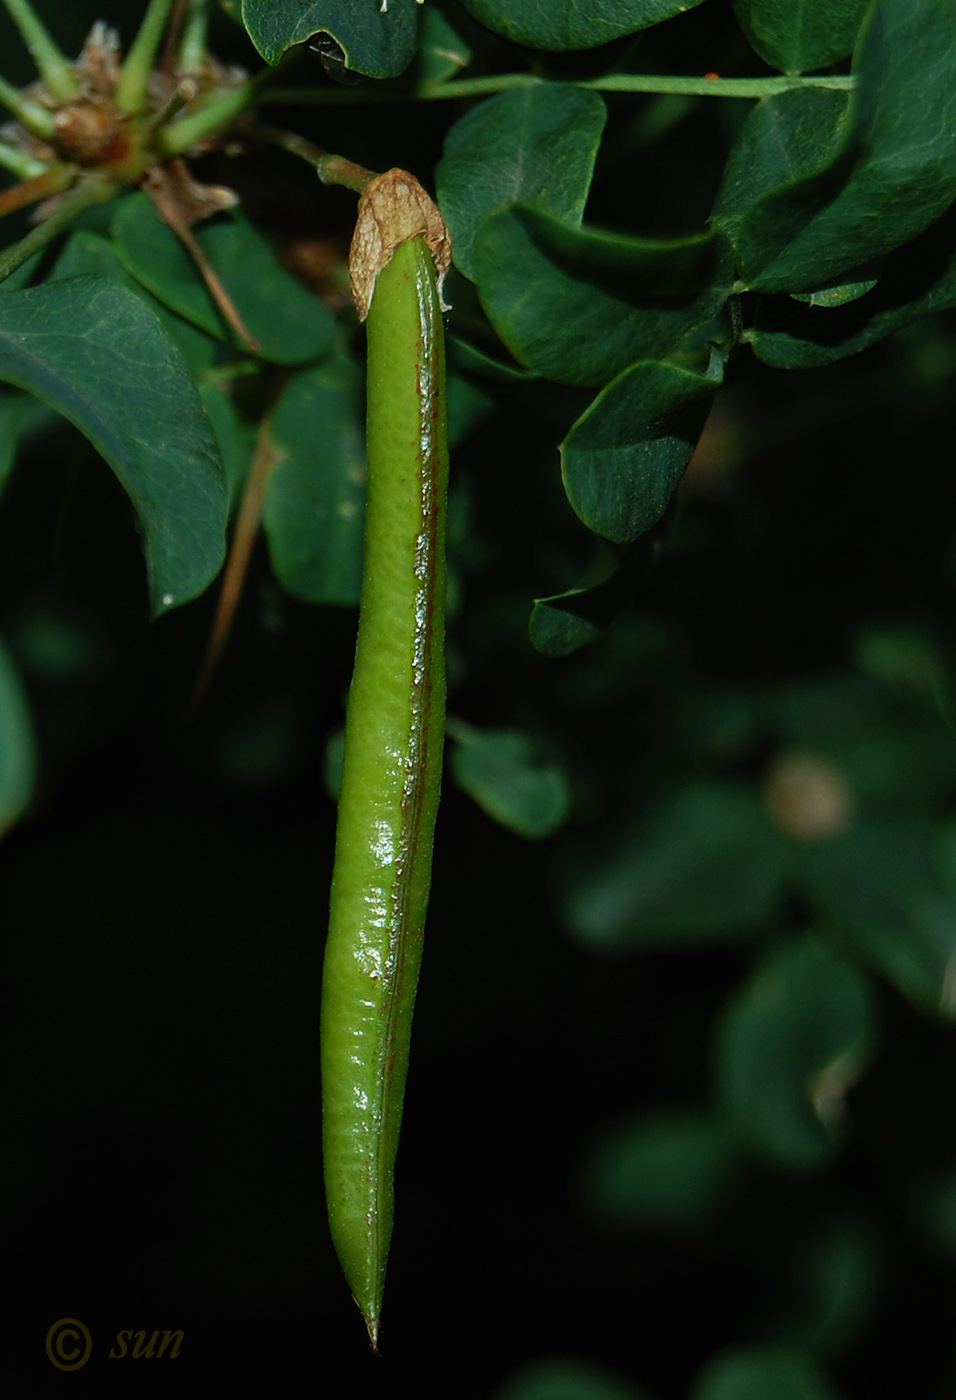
[115, 0, 177, 113]
[158, 70, 269, 156]
[0, 71, 57, 138]
[263, 71, 856, 107]
[2, 0, 79, 101]
[585, 73, 856, 98]
[251, 125, 373, 192]
[0, 137, 48, 179]
[0, 177, 117, 285]
[179, 0, 209, 74]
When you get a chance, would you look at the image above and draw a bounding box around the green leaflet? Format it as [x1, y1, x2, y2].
[713, 0, 956, 294]
[264, 358, 366, 607]
[436, 83, 607, 282]
[48, 227, 223, 375]
[710, 88, 854, 278]
[715, 939, 877, 1170]
[561, 359, 719, 544]
[798, 821, 956, 1018]
[492, 1358, 654, 1400]
[459, 0, 705, 51]
[0, 634, 36, 837]
[451, 725, 571, 838]
[113, 193, 338, 365]
[241, 0, 420, 76]
[749, 204, 956, 368]
[689, 1344, 846, 1400]
[473, 207, 730, 388]
[561, 783, 789, 951]
[413, 3, 472, 82]
[0, 277, 226, 615]
[580, 1109, 740, 1233]
[529, 537, 661, 657]
[733, 0, 870, 74]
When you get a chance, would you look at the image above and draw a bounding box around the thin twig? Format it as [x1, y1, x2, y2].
[0, 163, 71, 219]
[161, 0, 190, 75]
[262, 70, 857, 106]
[0, 71, 56, 138]
[184, 414, 281, 718]
[0, 175, 116, 283]
[144, 163, 259, 351]
[0, 138, 49, 180]
[115, 0, 177, 113]
[2, 0, 79, 101]
[158, 68, 270, 157]
[249, 122, 374, 192]
[140, 79, 196, 143]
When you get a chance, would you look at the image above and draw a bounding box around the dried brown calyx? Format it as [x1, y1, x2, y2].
[348, 168, 452, 322]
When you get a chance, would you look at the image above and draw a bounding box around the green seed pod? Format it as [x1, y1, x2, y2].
[321, 170, 451, 1350]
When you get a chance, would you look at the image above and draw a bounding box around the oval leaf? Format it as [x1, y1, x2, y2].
[529, 537, 660, 656]
[733, 0, 869, 74]
[789, 273, 880, 308]
[451, 727, 572, 839]
[0, 277, 226, 615]
[580, 1109, 740, 1233]
[0, 635, 36, 838]
[242, 0, 420, 77]
[460, 0, 704, 51]
[529, 593, 606, 657]
[436, 83, 607, 282]
[716, 0, 956, 294]
[716, 939, 877, 1170]
[561, 360, 719, 544]
[560, 783, 788, 950]
[414, 3, 472, 83]
[263, 358, 366, 606]
[474, 207, 730, 388]
[113, 193, 338, 366]
[749, 204, 956, 367]
[768, 1216, 881, 1354]
[493, 1357, 653, 1400]
[710, 87, 854, 283]
[798, 820, 956, 1017]
[690, 1344, 846, 1400]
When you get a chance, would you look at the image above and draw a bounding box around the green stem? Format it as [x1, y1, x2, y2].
[0, 137, 48, 179]
[317, 154, 375, 193]
[0, 71, 56, 138]
[179, 0, 209, 74]
[263, 70, 856, 106]
[1, 0, 79, 101]
[582, 73, 856, 97]
[115, 0, 177, 113]
[140, 82, 191, 143]
[250, 124, 374, 193]
[158, 70, 268, 156]
[0, 176, 116, 284]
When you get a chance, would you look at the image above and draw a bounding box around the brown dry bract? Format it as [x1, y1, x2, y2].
[143, 159, 258, 351]
[349, 168, 451, 322]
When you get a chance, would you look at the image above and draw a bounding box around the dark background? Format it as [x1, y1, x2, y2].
[3, 3, 956, 1397]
